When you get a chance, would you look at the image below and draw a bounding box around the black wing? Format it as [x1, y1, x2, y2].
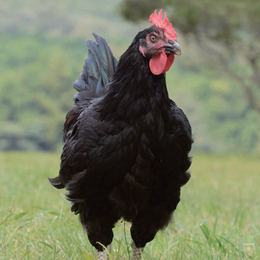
[169, 100, 193, 186]
[59, 104, 140, 216]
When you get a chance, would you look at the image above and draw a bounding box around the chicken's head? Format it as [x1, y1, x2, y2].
[139, 9, 181, 75]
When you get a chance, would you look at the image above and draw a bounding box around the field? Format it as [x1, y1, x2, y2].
[0, 152, 260, 259]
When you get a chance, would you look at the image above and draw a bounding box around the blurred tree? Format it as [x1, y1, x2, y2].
[0, 34, 79, 151]
[119, 0, 260, 114]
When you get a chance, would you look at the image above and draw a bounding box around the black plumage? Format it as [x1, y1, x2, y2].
[49, 11, 192, 258]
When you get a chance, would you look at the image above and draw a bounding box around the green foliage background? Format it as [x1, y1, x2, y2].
[0, 0, 259, 154]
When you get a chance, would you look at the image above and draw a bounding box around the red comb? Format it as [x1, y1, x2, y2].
[149, 9, 177, 41]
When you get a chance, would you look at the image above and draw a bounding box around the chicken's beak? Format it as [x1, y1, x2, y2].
[163, 41, 181, 56]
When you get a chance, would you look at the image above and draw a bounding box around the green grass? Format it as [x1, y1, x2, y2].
[0, 152, 260, 259]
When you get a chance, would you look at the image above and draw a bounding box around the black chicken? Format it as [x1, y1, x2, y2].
[49, 9, 192, 260]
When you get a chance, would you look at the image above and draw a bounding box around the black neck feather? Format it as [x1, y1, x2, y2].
[99, 40, 171, 122]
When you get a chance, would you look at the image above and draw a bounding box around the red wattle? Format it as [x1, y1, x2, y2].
[163, 54, 175, 73]
[149, 51, 167, 75]
[149, 51, 175, 75]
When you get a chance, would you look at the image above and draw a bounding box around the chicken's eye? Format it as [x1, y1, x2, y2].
[150, 34, 157, 43]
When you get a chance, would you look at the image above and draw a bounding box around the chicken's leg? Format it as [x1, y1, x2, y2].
[80, 210, 119, 260]
[131, 240, 144, 260]
[130, 207, 172, 260]
[97, 244, 111, 260]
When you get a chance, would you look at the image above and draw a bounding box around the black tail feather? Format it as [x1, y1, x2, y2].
[73, 33, 117, 102]
[48, 176, 64, 189]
